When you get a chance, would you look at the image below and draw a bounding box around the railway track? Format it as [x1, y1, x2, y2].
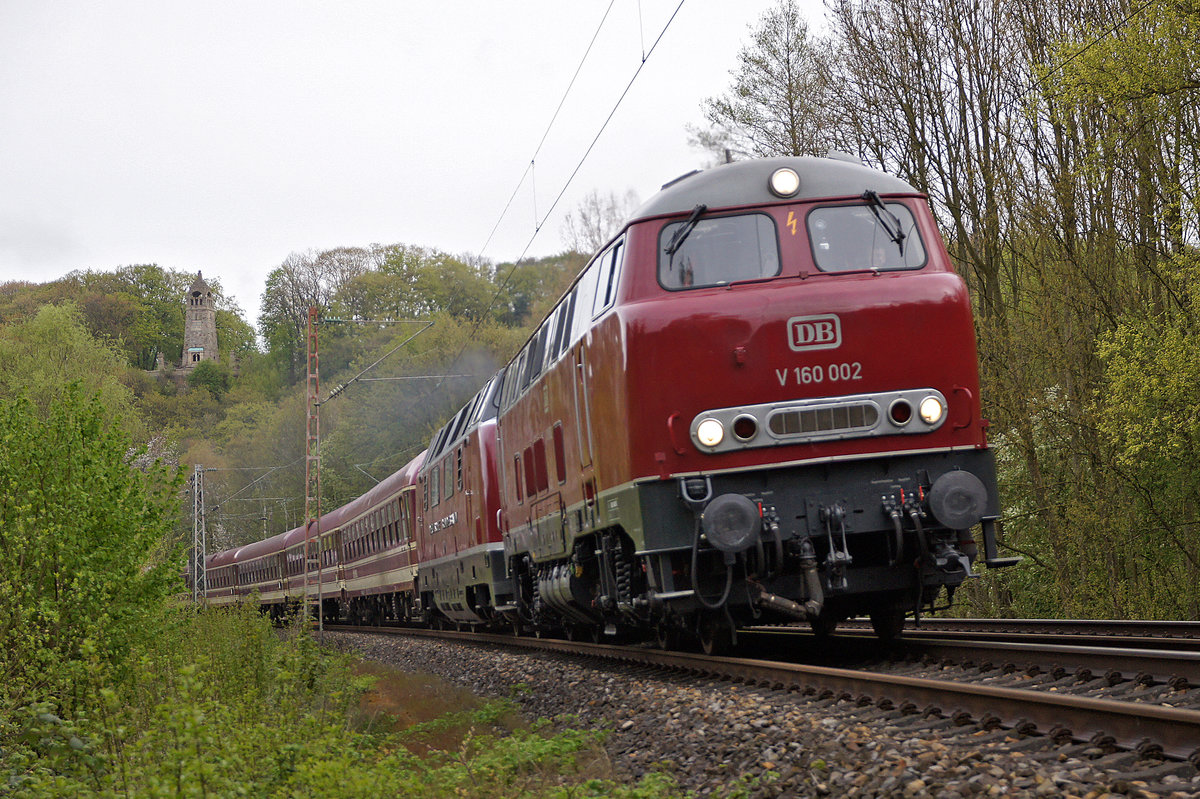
[324, 622, 1200, 764]
[842, 617, 1200, 639]
[739, 625, 1200, 686]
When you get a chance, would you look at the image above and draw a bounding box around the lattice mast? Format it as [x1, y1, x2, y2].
[303, 307, 324, 630]
[191, 464, 207, 603]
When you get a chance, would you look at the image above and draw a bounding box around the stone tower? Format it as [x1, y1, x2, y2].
[182, 272, 218, 368]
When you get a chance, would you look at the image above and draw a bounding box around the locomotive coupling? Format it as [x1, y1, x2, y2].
[752, 537, 824, 621]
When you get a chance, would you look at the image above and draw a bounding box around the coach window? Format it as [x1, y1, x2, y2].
[658, 213, 779, 289]
[807, 202, 926, 273]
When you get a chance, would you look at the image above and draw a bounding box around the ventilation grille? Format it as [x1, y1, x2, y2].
[767, 402, 879, 437]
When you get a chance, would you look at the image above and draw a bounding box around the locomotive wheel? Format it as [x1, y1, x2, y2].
[655, 622, 681, 651]
[698, 613, 733, 656]
[869, 605, 907, 641]
[810, 611, 840, 638]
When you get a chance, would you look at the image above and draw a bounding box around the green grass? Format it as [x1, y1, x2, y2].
[2, 604, 686, 798]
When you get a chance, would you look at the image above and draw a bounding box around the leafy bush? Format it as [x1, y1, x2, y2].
[3, 606, 685, 798]
[186, 360, 232, 399]
[0, 384, 182, 709]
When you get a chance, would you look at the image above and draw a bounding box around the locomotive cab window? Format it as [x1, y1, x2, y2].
[807, 201, 927, 273]
[592, 240, 624, 317]
[658, 213, 779, 289]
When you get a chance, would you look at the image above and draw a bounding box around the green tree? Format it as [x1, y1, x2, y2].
[0, 384, 182, 706]
[698, 0, 833, 157]
[0, 303, 142, 436]
[187, 360, 233, 399]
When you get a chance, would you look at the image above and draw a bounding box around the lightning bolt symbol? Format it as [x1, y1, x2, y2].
[786, 210, 797, 236]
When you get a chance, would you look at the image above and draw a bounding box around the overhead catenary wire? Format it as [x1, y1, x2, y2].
[356, 374, 478, 382]
[440, 0, 691, 393]
[210, 457, 304, 505]
[476, 0, 620, 257]
[318, 320, 434, 404]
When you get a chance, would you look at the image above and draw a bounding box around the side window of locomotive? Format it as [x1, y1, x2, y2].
[526, 323, 549, 383]
[570, 259, 600, 344]
[807, 202, 927, 273]
[518, 344, 535, 391]
[658, 213, 779, 289]
[592, 240, 624, 318]
[553, 290, 576, 359]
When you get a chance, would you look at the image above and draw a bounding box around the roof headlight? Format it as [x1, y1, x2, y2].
[919, 396, 945, 425]
[696, 418, 725, 448]
[768, 167, 801, 197]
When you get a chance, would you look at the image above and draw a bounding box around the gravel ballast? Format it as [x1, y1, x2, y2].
[323, 631, 1200, 798]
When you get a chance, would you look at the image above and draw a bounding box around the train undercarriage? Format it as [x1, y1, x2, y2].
[498, 449, 1013, 652]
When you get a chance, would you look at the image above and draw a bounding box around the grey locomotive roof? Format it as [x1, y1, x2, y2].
[630, 156, 920, 222]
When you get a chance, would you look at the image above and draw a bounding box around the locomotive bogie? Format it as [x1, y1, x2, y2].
[421, 543, 513, 624]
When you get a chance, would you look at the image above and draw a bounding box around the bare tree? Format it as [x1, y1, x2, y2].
[559, 188, 640, 255]
[699, 0, 834, 157]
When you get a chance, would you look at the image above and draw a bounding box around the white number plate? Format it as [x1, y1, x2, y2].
[775, 363, 863, 387]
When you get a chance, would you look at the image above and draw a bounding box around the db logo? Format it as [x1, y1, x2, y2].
[787, 314, 842, 352]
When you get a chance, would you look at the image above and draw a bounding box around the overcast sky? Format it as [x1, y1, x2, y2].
[1, 1, 825, 325]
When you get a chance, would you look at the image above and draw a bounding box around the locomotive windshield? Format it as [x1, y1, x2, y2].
[807, 201, 927, 272]
[658, 212, 780, 289]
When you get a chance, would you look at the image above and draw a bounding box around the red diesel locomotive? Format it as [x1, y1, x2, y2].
[199, 156, 1014, 650]
[494, 155, 1013, 651]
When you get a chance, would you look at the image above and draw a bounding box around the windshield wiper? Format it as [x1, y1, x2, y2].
[665, 203, 708, 257]
[861, 190, 905, 256]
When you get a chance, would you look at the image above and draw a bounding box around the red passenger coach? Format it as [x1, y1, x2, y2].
[496, 156, 1015, 650]
[321, 451, 424, 624]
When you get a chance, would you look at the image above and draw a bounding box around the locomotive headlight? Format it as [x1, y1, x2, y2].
[768, 167, 801, 197]
[696, 418, 725, 448]
[919, 396, 945, 424]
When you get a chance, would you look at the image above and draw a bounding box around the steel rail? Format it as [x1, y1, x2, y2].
[751, 625, 1200, 652]
[898, 637, 1200, 686]
[837, 618, 1200, 638]
[322, 624, 1200, 762]
[738, 627, 1200, 684]
[897, 629, 1200, 653]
